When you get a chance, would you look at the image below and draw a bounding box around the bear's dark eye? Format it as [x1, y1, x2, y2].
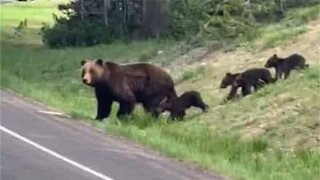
[89, 69, 95, 74]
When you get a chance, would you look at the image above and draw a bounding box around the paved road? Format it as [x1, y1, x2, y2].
[0, 91, 223, 180]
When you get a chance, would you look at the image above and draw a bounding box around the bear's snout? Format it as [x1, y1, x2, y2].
[82, 78, 89, 84]
[220, 84, 226, 88]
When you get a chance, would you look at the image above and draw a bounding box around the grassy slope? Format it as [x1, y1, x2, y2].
[1, 1, 320, 180]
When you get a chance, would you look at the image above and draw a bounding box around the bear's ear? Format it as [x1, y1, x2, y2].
[226, 72, 231, 76]
[81, 60, 87, 66]
[96, 59, 104, 66]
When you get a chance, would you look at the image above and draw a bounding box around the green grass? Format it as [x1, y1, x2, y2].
[0, 1, 62, 27]
[178, 65, 206, 83]
[261, 25, 308, 48]
[1, 1, 320, 180]
[240, 5, 320, 51]
[106, 117, 320, 180]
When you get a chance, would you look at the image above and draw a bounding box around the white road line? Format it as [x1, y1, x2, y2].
[38, 110, 64, 116]
[0, 125, 114, 180]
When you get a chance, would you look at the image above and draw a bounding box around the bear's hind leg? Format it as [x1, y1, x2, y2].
[262, 74, 276, 84]
[253, 82, 261, 92]
[143, 96, 167, 118]
[284, 69, 291, 79]
[194, 97, 209, 112]
[117, 102, 135, 119]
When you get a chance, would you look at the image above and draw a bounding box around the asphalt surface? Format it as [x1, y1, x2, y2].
[0, 91, 223, 180]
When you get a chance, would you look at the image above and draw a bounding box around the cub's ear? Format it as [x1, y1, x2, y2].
[96, 59, 104, 66]
[226, 72, 231, 76]
[81, 60, 87, 66]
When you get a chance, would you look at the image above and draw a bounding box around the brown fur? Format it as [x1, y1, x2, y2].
[220, 72, 241, 89]
[158, 91, 209, 120]
[264, 53, 308, 80]
[225, 68, 275, 100]
[81, 59, 177, 120]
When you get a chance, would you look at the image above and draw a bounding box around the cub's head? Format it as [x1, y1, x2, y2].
[220, 72, 240, 88]
[265, 54, 280, 68]
[80, 59, 105, 87]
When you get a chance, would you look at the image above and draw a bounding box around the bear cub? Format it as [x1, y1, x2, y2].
[220, 72, 241, 89]
[158, 90, 209, 120]
[265, 53, 308, 80]
[222, 68, 275, 100]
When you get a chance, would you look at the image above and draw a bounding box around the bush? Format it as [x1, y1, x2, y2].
[41, 17, 116, 47]
[42, 0, 318, 48]
[167, 0, 317, 43]
[41, 0, 142, 47]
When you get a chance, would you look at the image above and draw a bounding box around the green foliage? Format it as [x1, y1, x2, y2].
[39, 0, 318, 47]
[41, 0, 144, 47]
[286, 4, 320, 23]
[168, 0, 317, 45]
[41, 17, 115, 47]
[168, 0, 260, 41]
[167, 0, 205, 39]
[240, 4, 320, 50]
[284, 0, 320, 8]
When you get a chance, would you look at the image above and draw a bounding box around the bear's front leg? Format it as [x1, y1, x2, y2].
[275, 67, 282, 80]
[226, 85, 238, 100]
[241, 83, 252, 97]
[95, 88, 112, 121]
[96, 98, 112, 121]
[170, 110, 185, 121]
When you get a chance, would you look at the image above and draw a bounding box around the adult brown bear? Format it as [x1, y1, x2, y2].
[81, 59, 177, 120]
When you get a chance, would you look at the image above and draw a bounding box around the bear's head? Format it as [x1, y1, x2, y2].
[265, 54, 280, 68]
[81, 59, 105, 87]
[220, 72, 240, 88]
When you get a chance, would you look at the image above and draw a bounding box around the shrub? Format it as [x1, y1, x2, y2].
[41, 13, 117, 48]
[168, 0, 317, 42]
[41, 0, 142, 47]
